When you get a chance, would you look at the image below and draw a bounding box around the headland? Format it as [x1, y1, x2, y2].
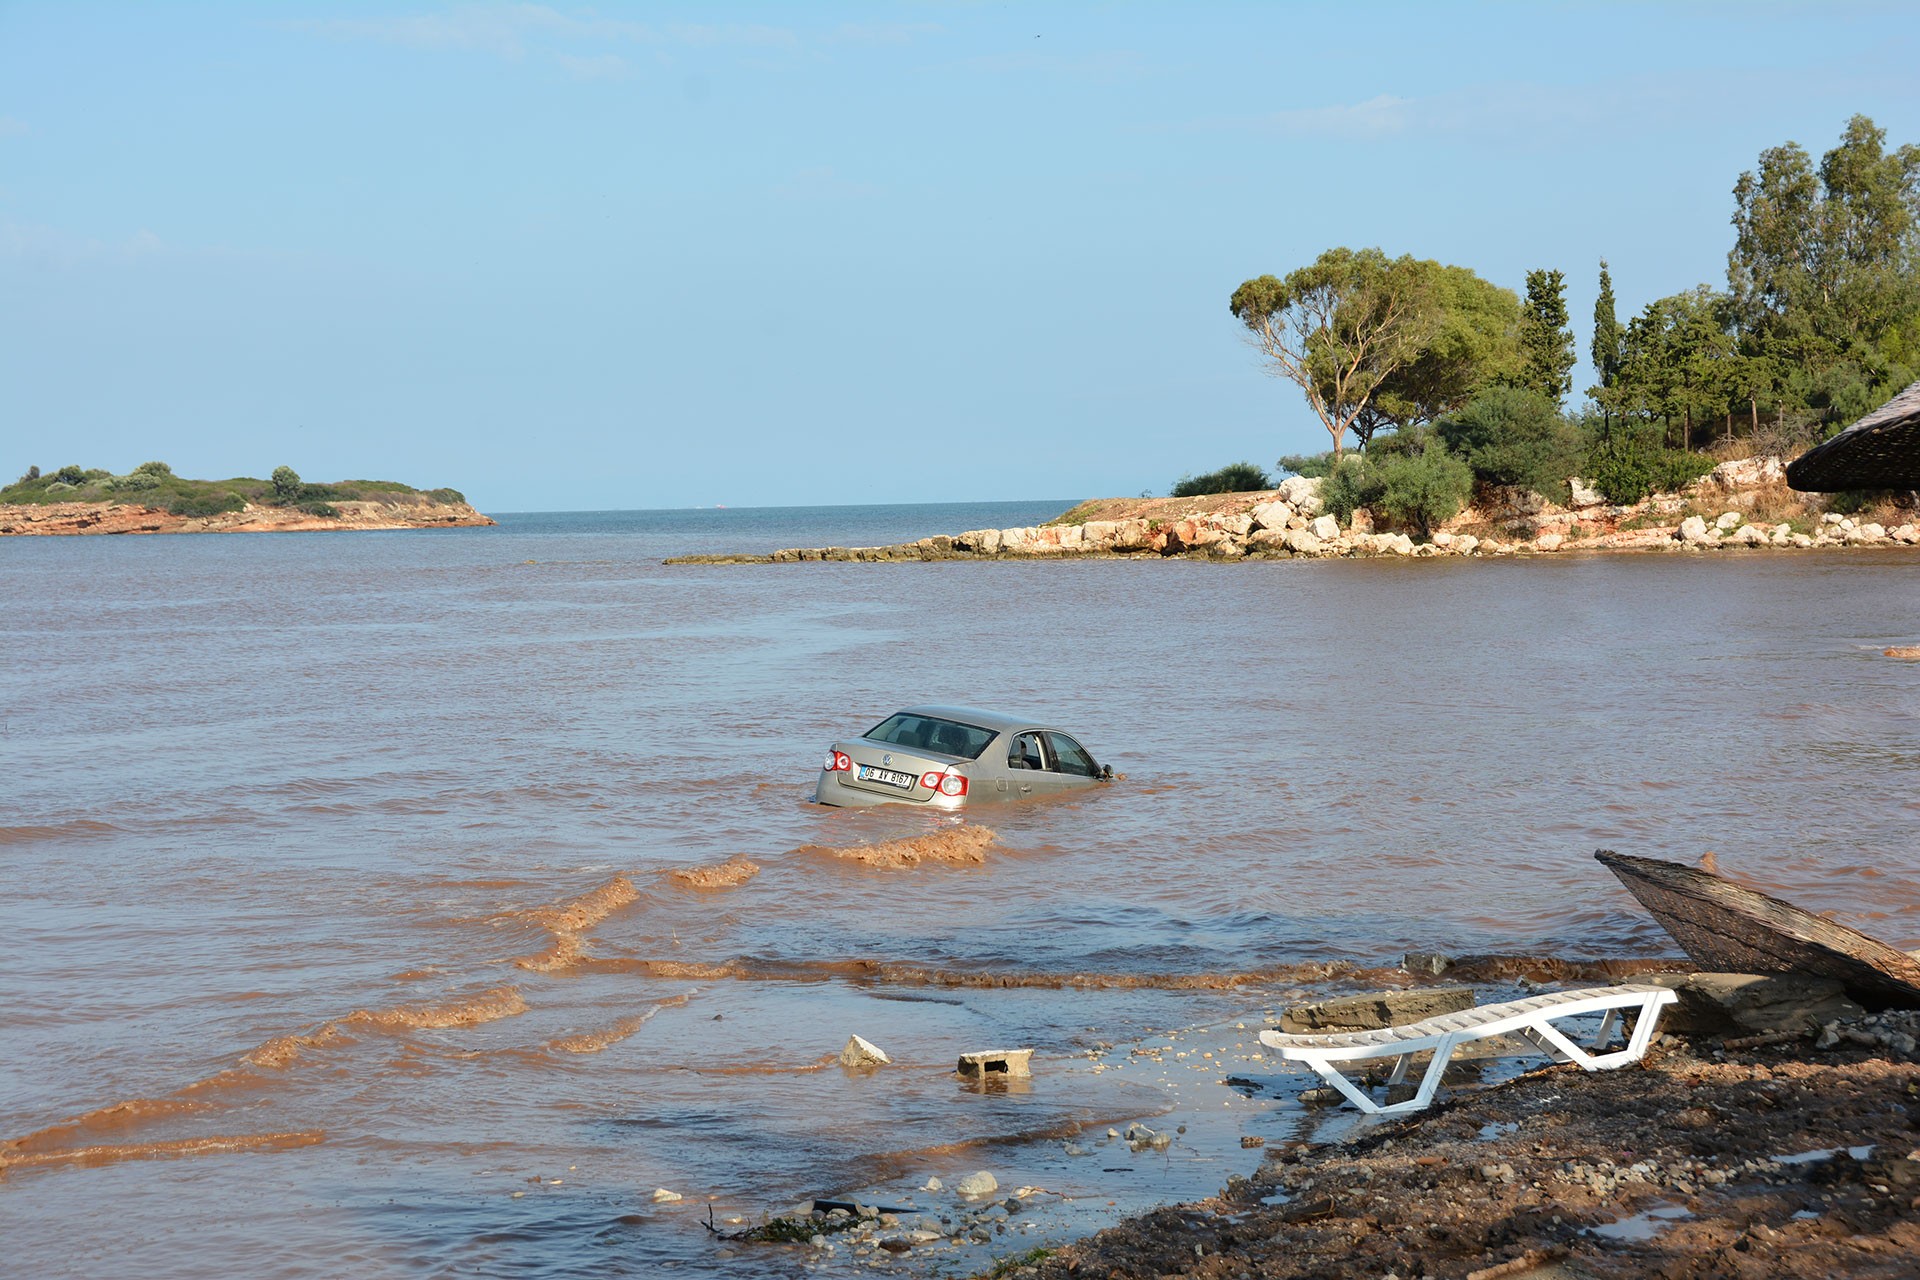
[665, 456, 1920, 565]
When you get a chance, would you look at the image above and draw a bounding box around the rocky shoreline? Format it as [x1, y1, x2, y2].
[0, 496, 495, 536]
[666, 457, 1920, 565]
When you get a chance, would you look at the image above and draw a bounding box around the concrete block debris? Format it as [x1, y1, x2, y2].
[956, 1048, 1033, 1078]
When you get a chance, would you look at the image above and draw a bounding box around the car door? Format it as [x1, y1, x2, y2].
[1001, 730, 1048, 798]
[1041, 732, 1101, 791]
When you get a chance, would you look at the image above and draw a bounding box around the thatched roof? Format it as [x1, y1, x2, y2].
[1787, 377, 1920, 491]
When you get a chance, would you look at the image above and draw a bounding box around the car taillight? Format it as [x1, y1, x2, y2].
[920, 770, 968, 797]
[825, 751, 852, 772]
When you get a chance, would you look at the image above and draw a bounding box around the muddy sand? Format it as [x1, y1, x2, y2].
[1014, 1018, 1920, 1280]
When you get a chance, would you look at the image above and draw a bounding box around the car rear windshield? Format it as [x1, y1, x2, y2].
[863, 713, 997, 760]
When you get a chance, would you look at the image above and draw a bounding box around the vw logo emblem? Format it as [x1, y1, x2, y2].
[882, 753, 893, 766]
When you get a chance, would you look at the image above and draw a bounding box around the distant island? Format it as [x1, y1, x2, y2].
[0, 462, 494, 536]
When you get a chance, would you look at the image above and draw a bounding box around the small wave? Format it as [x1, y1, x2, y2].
[666, 857, 760, 889]
[244, 1025, 347, 1069]
[547, 994, 692, 1054]
[344, 986, 528, 1031]
[0, 819, 120, 846]
[0, 1130, 325, 1174]
[521, 876, 639, 934]
[797, 825, 998, 869]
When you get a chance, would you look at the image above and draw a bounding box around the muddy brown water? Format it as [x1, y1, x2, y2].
[4, 504, 1919, 1277]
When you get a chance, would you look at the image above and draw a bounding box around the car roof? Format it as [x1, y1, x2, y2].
[892, 705, 1053, 735]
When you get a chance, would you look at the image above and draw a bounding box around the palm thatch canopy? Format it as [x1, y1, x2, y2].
[1787, 377, 1920, 491]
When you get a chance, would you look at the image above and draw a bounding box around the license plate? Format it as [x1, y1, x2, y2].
[857, 765, 917, 790]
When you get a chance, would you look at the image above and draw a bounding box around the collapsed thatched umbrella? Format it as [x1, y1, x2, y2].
[1787, 377, 1920, 491]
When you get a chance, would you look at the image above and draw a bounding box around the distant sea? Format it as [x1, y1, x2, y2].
[488, 499, 1084, 560]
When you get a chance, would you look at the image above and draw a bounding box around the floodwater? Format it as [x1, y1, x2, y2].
[4, 503, 1920, 1278]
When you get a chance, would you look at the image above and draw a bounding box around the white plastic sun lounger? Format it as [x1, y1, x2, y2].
[1257, 984, 1678, 1116]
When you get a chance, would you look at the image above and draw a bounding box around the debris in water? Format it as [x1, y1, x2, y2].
[839, 1034, 891, 1068]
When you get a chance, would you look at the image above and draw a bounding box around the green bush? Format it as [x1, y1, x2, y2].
[17, 465, 40, 484]
[1583, 429, 1716, 504]
[1277, 452, 1335, 479]
[270, 465, 302, 502]
[53, 464, 87, 485]
[133, 460, 172, 476]
[104, 471, 160, 492]
[1171, 461, 1272, 497]
[296, 501, 339, 517]
[168, 491, 246, 517]
[1436, 386, 1584, 501]
[429, 487, 465, 505]
[1318, 456, 1385, 523]
[46, 480, 76, 493]
[1373, 442, 1475, 537]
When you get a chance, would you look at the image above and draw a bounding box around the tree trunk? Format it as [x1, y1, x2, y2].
[1750, 396, 1758, 434]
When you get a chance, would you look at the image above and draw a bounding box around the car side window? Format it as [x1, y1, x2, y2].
[1043, 732, 1097, 777]
[1007, 732, 1045, 770]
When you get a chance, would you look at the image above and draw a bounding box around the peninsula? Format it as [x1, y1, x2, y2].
[0, 463, 493, 536]
[664, 455, 1920, 565]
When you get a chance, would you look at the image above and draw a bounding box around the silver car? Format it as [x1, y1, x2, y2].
[813, 705, 1112, 809]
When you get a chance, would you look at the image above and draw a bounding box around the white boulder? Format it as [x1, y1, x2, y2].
[1309, 514, 1340, 541]
[839, 1034, 891, 1068]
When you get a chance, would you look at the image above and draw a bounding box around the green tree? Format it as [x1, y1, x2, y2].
[1435, 386, 1583, 500]
[1590, 259, 1624, 424]
[1230, 248, 1440, 463]
[271, 465, 302, 502]
[1728, 114, 1920, 425]
[1612, 288, 1737, 449]
[1354, 263, 1523, 443]
[1519, 268, 1576, 406]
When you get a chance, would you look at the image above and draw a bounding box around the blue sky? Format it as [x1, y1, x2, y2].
[3, 2, 1917, 512]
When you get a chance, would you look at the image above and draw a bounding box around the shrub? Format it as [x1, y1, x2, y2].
[270, 465, 302, 502]
[1584, 429, 1716, 504]
[133, 460, 172, 476]
[53, 464, 87, 485]
[46, 480, 76, 493]
[1277, 452, 1335, 479]
[168, 491, 245, 517]
[17, 465, 39, 484]
[1436, 387, 1584, 501]
[1373, 442, 1475, 537]
[429, 487, 465, 505]
[104, 471, 160, 492]
[296, 501, 339, 517]
[1171, 461, 1272, 497]
[1318, 456, 1385, 524]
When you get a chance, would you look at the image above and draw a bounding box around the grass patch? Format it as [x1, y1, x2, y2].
[1046, 501, 1101, 527]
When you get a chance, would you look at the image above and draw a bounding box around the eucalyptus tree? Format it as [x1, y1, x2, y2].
[1355, 263, 1523, 444]
[1728, 114, 1920, 422]
[1230, 248, 1440, 462]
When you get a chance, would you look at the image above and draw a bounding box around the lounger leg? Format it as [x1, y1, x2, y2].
[1294, 1053, 1387, 1114]
[1593, 1008, 1621, 1049]
[1385, 1053, 1412, 1086]
[1388, 1034, 1457, 1115]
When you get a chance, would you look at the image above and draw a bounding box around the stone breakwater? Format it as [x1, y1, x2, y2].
[666, 457, 1920, 565]
[0, 497, 495, 536]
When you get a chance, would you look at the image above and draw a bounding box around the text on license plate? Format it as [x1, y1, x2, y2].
[857, 765, 917, 790]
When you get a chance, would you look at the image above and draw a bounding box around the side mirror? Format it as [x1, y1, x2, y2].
[1099, 764, 1113, 780]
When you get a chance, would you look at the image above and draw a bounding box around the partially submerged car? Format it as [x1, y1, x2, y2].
[814, 705, 1112, 809]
